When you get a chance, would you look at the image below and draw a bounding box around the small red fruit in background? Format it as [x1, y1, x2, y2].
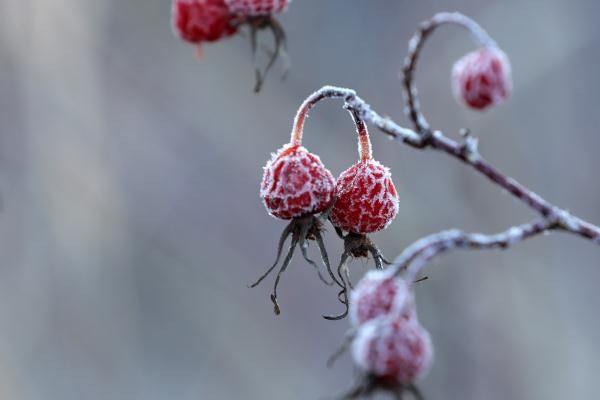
[225, 0, 290, 16]
[330, 119, 399, 234]
[452, 46, 512, 110]
[350, 270, 413, 326]
[260, 144, 335, 220]
[352, 316, 433, 385]
[172, 0, 238, 44]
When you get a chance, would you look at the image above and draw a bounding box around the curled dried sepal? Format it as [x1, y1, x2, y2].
[249, 214, 341, 315]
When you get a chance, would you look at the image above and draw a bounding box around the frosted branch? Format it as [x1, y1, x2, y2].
[295, 86, 600, 267]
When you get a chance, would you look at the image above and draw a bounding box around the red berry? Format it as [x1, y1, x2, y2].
[330, 160, 399, 234]
[352, 316, 433, 385]
[350, 270, 414, 326]
[224, 0, 290, 16]
[172, 0, 238, 44]
[452, 46, 512, 110]
[260, 144, 335, 220]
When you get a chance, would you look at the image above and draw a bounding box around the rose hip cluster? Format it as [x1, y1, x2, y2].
[251, 96, 399, 317]
[171, 0, 291, 91]
[347, 270, 432, 396]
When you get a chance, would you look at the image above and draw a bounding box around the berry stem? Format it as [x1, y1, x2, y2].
[349, 109, 372, 161]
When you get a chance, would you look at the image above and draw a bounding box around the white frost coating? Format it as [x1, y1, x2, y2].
[260, 144, 335, 220]
[350, 270, 412, 326]
[452, 46, 512, 109]
[224, 0, 290, 15]
[351, 316, 433, 384]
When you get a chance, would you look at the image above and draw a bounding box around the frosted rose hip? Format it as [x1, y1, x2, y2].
[350, 270, 413, 326]
[352, 317, 433, 385]
[330, 160, 399, 234]
[225, 0, 290, 16]
[452, 46, 512, 110]
[260, 144, 335, 220]
[172, 0, 238, 43]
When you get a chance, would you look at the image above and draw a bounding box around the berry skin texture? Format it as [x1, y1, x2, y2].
[172, 0, 238, 44]
[452, 46, 512, 110]
[350, 270, 413, 326]
[224, 0, 290, 16]
[352, 317, 433, 385]
[260, 144, 335, 220]
[330, 160, 399, 234]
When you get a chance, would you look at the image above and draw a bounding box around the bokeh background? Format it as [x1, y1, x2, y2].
[1, 0, 599, 399]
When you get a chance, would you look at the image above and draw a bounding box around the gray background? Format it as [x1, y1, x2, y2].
[1, 0, 599, 399]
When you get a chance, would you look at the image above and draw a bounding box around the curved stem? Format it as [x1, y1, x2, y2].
[402, 12, 497, 133]
[348, 108, 372, 161]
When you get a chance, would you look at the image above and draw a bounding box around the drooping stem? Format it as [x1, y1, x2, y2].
[290, 88, 340, 146]
[348, 108, 372, 161]
[402, 12, 497, 133]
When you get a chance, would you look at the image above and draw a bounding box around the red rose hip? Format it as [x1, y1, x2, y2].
[260, 144, 335, 220]
[352, 316, 433, 385]
[452, 46, 512, 110]
[350, 270, 414, 326]
[172, 0, 238, 44]
[330, 118, 399, 234]
[224, 0, 290, 16]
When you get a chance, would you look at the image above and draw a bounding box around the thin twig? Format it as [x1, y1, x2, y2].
[394, 219, 559, 282]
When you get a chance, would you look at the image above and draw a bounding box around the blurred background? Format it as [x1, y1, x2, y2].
[1, 0, 599, 399]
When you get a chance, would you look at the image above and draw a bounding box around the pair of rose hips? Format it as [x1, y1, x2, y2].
[255, 106, 399, 316]
[172, 0, 289, 44]
[260, 126, 399, 236]
[348, 270, 433, 392]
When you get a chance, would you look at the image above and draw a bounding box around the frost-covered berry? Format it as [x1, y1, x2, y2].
[350, 270, 413, 326]
[260, 144, 335, 220]
[352, 317, 433, 385]
[330, 160, 399, 234]
[452, 46, 512, 110]
[172, 0, 238, 44]
[225, 0, 290, 16]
